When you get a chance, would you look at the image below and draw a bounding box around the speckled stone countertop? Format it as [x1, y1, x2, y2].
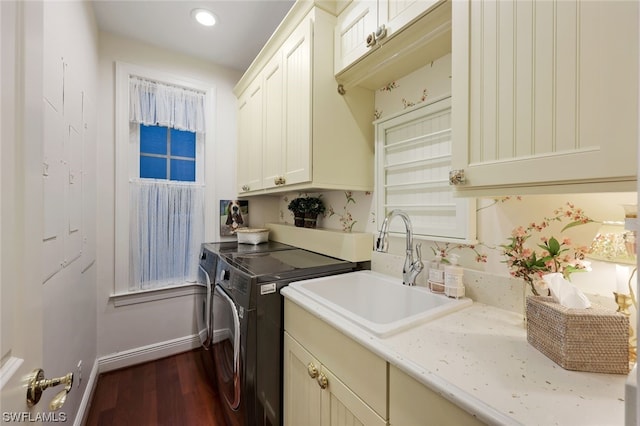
[281, 288, 628, 426]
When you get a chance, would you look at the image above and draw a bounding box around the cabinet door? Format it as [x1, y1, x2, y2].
[334, 1, 378, 74]
[237, 80, 264, 193]
[284, 332, 322, 426]
[262, 53, 285, 190]
[451, 0, 638, 193]
[282, 15, 313, 186]
[378, 0, 440, 39]
[284, 332, 386, 426]
[376, 97, 475, 242]
[320, 367, 387, 426]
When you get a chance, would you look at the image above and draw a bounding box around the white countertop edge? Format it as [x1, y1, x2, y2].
[281, 287, 519, 426]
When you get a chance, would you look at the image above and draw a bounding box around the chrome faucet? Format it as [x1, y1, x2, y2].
[375, 210, 424, 286]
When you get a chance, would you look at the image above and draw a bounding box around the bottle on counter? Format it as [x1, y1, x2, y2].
[428, 254, 445, 293]
[444, 253, 465, 298]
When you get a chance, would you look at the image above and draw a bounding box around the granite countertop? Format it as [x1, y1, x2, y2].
[281, 288, 628, 426]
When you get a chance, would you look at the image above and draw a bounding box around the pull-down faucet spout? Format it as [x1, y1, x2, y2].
[375, 210, 424, 286]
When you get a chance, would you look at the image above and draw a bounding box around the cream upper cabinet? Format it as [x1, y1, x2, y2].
[235, 3, 374, 196]
[237, 80, 263, 193]
[451, 0, 639, 195]
[284, 300, 387, 426]
[335, 0, 442, 75]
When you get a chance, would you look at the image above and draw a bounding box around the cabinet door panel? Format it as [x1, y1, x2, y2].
[237, 81, 264, 193]
[379, 0, 440, 38]
[321, 367, 386, 426]
[262, 54, 284, 189]
[452, 0, 638, 192]
[334, 1, 378, 74]
[283, 16, 312, 186]
[284, 332, 322, 426]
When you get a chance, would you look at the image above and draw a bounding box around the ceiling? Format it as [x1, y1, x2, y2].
[91, 0, 295, 72]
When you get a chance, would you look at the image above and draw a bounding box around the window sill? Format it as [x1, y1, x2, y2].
[111, 283, 205, 307]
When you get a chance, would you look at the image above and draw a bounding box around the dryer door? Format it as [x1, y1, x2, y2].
[196, 265, 213, 348]
[212, 285, 242, 410]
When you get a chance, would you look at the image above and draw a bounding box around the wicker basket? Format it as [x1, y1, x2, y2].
[526, 296, 630, 374]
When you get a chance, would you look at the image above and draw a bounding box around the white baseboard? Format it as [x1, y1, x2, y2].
[74, 358, 99, 426]
[73, 334, 201, 425]
[98, 334, 201, 373]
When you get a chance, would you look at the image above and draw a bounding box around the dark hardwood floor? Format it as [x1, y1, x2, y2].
[84, 349, 226, 425]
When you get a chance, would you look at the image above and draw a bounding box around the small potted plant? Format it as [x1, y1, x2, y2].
[287, 197, 307, 227]
[303, 196, 325, 228]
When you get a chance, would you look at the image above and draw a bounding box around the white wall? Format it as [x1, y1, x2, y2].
[96, 32, 241, 359]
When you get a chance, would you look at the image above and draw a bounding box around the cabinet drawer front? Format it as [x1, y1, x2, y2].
[389, 365, 485, 426]
[284, 299, 387, 418]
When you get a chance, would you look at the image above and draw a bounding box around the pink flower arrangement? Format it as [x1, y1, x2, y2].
[501, 203, 593, 296]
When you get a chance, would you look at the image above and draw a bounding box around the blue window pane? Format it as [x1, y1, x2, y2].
[170, 129, 196, 158]
[140, 156, 167, 179]
[140, 125, 168, 155]
[171, 159, 195, 182]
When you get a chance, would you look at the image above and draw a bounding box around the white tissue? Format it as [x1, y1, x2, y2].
[543, 273, 591, 309]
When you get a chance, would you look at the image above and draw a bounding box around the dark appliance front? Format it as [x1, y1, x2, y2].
[211, 248, 355, 426]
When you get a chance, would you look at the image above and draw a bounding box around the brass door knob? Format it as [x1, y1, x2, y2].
[316, 373, 328, 389]
[27, 368, 74, 411]
[307, 362, 318, 379]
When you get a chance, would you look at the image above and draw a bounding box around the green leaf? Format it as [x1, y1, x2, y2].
[561, 220, 593, 232]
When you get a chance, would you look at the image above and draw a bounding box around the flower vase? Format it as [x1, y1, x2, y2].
[294, 216, 305, 227]
[304, 213, 318, 228]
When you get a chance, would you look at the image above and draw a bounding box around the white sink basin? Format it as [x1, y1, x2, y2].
[288, 270, 472, 337]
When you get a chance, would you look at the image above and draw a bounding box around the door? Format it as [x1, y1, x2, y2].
[282, 15, 312, 187]
[283, 332, 322, 426]
[212, 285, 242, 412]
[334, 1, 378, 74]
[196, 265, 213, 348]
[1, 0, 45, 417]
[262, 52, 284, 190]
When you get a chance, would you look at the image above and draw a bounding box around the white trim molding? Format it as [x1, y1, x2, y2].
[97, 334, 200, 374]
[110, 282, 205, 307]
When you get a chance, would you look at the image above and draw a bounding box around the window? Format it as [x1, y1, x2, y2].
[114, 62, 214, 299]
[139, 125, 196, 181]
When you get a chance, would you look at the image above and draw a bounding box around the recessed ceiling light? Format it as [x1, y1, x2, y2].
[192, 8, 216, 27]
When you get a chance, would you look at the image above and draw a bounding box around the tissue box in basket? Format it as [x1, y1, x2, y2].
[526, 296, 629, 374]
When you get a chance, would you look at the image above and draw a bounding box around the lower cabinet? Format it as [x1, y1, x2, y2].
[283, 300, 387, 426]
[389, 364, 485, 426]
[284, 299, 485, 426]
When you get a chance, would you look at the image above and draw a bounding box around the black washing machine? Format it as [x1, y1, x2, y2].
[211, 247, 356, 426]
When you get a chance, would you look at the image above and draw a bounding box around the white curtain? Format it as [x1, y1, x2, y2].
[129, 76, 206, 133]
[129, 180, 204, 291]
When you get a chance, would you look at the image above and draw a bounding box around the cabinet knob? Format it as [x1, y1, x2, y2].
[448, 169, 466, 186]
[316, 373, 328, 390]
[307, 363, 318, 379]
[366, 32, 376, 48]
[241, 184, 250, 191]
[375, 24, 387, 42]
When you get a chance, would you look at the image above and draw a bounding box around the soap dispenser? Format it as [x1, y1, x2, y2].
[444, 254, 465, 298]
[428, 254, 445, 293]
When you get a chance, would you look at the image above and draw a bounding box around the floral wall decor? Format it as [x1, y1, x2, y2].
[374, 53, 452, 120]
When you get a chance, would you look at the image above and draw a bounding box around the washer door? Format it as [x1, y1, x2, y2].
[196, 265, 213, 348]
[212, 285, 241, 410]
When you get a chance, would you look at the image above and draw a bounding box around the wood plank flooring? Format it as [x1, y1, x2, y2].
[84, 349, 226, 425]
